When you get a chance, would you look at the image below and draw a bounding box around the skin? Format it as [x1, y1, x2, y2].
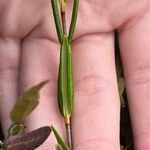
[0, 0, 150, 149]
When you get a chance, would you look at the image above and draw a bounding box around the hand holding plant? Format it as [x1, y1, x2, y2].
[0, 0, 150, 150]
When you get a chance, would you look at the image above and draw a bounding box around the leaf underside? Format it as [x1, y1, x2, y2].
[5, 126, 51, 150]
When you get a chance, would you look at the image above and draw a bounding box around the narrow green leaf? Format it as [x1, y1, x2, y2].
[51, 126, 69, 150]
[5, 126, 51, 150]
[10, 81, 48, 124]
[51, 0, 63, 43]
[118, 77, 125, 107]
[68, 0, 79, 43]
[116, 53, 123, 79]
[57, 35, 74, 122]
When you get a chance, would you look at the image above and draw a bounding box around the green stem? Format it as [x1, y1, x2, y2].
[58, 35, 73, 150]
[52, 1, 79, 149]
[51, 0, 63, 43]
[68, 0, 79, 43]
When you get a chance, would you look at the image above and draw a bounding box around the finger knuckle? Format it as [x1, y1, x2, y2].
[126, 66, 150, 86]
[75, 73, 115, 97]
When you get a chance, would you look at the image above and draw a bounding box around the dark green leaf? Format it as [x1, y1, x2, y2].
[51, 126, 69, 150]
[5, 126, 51, 150]
[51, 0, 63, 43]
[10, 81, 48, 124]
[68, 0, 79, 43]
[58, 36, 74, 122]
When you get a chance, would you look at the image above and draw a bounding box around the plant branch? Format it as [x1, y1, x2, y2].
[60, 1, 73, 149]
[65, 122, 73, 149]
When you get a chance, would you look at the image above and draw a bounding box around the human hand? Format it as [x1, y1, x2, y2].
[0, 0, 150, 149]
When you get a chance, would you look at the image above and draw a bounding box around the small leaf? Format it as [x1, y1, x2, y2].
[10, 81, 48, 124]
[5, 126, 51, 150]
[51, 126, 69, 150]
[58, 36, 74, 123]
[9, 124, 23, 136]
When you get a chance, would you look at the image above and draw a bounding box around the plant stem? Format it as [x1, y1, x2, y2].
[65, 119, 73, 149]
[60, 1, 73, 149]
[60, 0, 67, 35]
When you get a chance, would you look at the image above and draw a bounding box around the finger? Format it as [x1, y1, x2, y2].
[118, 9, 150, 149]
[20, 37, 65, 149]
[0, 38, 21, 135]
[72, 32, 120, 150]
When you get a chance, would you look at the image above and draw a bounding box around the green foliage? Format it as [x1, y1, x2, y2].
[57, 35, 74, 122]
[51, 126, 69, 150]
[51, 0, 63, 43]
[10, 81, 48, 124]
[51, 0, 79, 44]
[68, 0, 79, 43]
